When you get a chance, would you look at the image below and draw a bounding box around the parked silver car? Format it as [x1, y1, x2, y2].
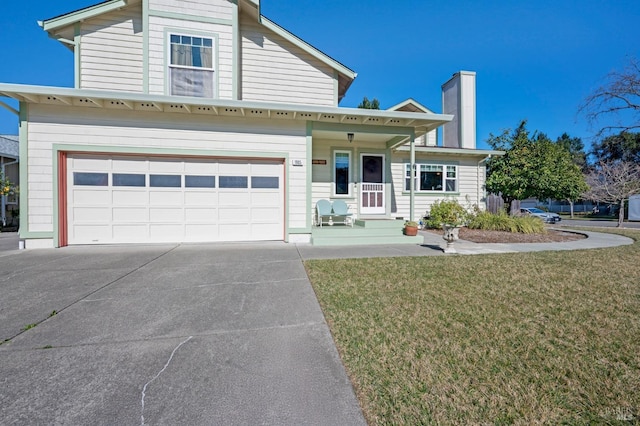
[520, 208, 562, 223]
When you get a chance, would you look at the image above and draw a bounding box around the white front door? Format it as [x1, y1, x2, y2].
[360, 154, 385, 215]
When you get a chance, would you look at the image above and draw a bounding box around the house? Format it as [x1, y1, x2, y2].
[0, 0, 501, 248]
[0, 135, 19, 227]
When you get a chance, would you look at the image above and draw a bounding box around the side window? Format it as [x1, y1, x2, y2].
[334, 151, 351, 196]
[169, 34, 215, 98]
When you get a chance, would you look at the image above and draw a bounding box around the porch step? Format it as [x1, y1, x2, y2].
[311, 221, 423, 246]
[353, 218, 406, 229]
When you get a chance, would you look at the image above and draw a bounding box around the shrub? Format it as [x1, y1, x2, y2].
[467, 211, 546, 234]
[426, 199, 470, 228]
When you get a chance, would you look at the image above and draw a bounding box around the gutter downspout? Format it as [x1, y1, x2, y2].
[477, 155, 491, 209]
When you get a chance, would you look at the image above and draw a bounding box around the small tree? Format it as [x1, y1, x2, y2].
[583, 161, 640, 227]
[0, 171, 14, 197]
[357, 97, 380, 110]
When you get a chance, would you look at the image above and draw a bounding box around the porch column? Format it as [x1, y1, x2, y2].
[409, 132, 416, 222]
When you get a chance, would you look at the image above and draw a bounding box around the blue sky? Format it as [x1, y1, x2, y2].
[1, 0, 639, 150]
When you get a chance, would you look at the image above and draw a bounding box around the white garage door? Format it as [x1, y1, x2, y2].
[66, 155, 284, 244]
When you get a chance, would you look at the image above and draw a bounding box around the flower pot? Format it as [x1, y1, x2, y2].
[404, 226, 419, 236]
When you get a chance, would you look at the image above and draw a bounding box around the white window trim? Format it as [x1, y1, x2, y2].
[333, 150, 352, 197]
[405, 163, 458, 193]
[165, 30, 218, 98]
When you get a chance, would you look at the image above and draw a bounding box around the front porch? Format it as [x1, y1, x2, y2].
[310, 218, 423, 246]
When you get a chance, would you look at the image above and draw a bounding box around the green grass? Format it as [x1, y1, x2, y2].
[305, 228, 640, 424]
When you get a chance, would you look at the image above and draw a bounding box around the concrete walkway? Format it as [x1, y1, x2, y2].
[298, 227, 634, 259]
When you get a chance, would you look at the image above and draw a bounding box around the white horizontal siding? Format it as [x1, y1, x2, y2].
[390, 152, 483, 219]
[80, 4, 143, 92]
[148, 16, 233, 99]
[26, 104, 309, 232]
[149, 0, 233, 20]
[240, 15, 335, 106]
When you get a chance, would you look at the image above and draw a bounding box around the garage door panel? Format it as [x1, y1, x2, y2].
[72, 189, 110, 206]
[249, 223, 281, 240]
[71, 157, 111, 171]
[251, 192, 281, 207]
[67, 155, 283, 244]
[113, 207, 148, 223]
[149, 160, 183, 173]
[251, 207, 281, 222]
[150, 190, 182, 206]
[219, 192, 250, 205]
[219, 207, 250, 222]
[150, 208, 184, 223]
[185, 224, 219, 241]
[73, 207, 112, 223]
[184, 161, 217, 174]
[184, 191, 216, 206]
[150, 224, 184, 241]
[72, 225, 112, 242]
[219, 224, 251, 241]
[113, 190, 149, 206]
[112, 158, 148, 171]
[185, 208, 217, 223]
[113, 225, 149, 241]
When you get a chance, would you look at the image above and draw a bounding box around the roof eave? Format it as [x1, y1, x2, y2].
[40, 0, 129, 33]
[395, 146, 505, 156]
[0, 84, 451, 131]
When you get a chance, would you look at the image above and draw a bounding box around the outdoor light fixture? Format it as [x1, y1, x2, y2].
[347, 132, 354, 143]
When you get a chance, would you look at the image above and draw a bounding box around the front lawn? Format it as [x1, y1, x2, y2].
[305, 229, 640, 424]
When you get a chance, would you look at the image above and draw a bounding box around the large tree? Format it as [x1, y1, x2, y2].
[591, 131, 640, 164]
[486, 121, 588, 215]
[579, 58, 640, 137]
[357, 97, 380, 110]
[556, 132, 588, 171]
[583, 161, 640, 227]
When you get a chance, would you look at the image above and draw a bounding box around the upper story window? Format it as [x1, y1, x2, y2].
[405, 164, 458, 192]
[169, 34, 215, 98]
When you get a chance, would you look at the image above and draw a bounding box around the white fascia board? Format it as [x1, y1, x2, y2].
[387, 98, 434, 113]
[0, 83, 452, 128]
[259, 17, 357, 80]
[395, 145, 505, 156]
[40, 0, 129, 32]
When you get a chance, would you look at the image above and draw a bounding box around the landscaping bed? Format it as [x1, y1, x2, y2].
[425, 227, 587, 243]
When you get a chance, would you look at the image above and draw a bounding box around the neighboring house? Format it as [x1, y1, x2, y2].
[0, 135, 19, 227]
[0, 0, 500, 248]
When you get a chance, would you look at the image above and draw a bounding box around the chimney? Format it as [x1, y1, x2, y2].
[441, 71, 476, 149]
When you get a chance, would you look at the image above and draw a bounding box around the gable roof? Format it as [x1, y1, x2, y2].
[0, 135, 19, 160]
[39, 0, 131, 32]
[387, 98, 435, 114]
[39, 0, 357, 99]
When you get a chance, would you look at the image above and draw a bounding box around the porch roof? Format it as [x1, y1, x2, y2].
[0, 84, 453, 133]
[395, 146, 505, 156]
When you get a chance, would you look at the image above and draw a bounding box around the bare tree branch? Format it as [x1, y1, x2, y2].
[579, 58, 640, 137]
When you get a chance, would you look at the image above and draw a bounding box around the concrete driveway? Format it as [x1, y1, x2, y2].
[0, 243, 366, 425]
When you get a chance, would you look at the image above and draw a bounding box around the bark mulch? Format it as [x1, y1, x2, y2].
[425, 227, 587, 244]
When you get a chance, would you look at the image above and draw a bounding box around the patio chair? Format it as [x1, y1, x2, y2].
[331, 200, 354, 227]
[316, 199, 333, 227]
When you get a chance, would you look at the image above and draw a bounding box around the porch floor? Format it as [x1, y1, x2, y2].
[310, 219, 423, 246]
